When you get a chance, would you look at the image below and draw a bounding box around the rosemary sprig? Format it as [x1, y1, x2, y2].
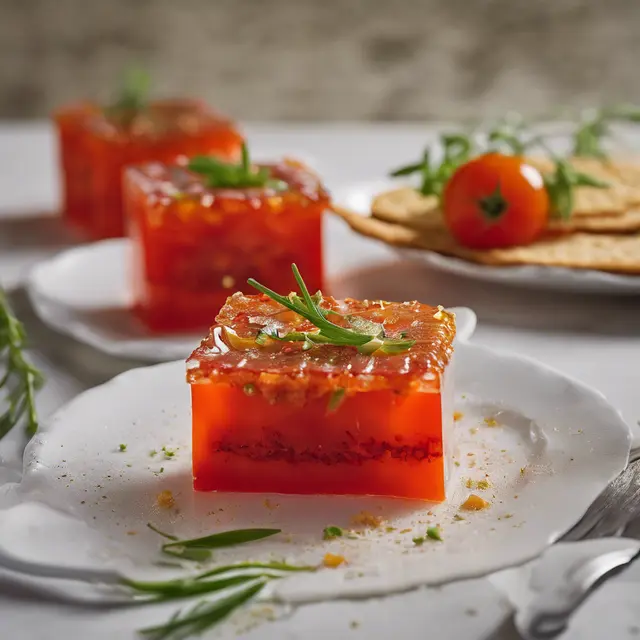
[148, 524, 281, 562]
[0, 289, 43, 440]
[247, 264, 415, 355]
[390, 133, 474, 199]
[128, 559, 315, 638]
[139, 580, 267, 640]
[188, 143, 288, 190]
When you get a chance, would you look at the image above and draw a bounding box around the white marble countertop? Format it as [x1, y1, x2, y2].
[1, 122, 640, 639]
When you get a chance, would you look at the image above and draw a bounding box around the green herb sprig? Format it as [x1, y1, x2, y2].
[188, 144, 288, 191]
[126, 560, 315, 637]
[0, 289, 43, 440]
[543, 158, 610, 219]
[127, 527, 316, 637]
[247, 265, 415, 356]
[390, 133, 474, 199]
[147, 524, 281, 562]
[139, 580, 267, 640]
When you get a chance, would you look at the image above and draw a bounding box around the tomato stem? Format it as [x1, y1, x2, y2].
[477, 183, 507, 220]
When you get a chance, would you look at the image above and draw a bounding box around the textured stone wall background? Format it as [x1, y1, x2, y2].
[2, 0, 640, 121]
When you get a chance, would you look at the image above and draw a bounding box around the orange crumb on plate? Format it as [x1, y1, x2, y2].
[323, 553, 346, 568]
[453, 411, 464, 422]
[351, 511, 383, 528]
[156, 490, 175, 509]
[460, 494, 490, 511]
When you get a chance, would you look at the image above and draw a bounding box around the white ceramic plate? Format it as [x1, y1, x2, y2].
[333, 178, 640, 295]
[26, 238, 476, 362]
[0, 332, 630, 630]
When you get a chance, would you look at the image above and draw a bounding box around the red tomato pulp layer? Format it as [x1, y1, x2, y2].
[188, 293, 456, 500]
[127, 160, 328, 334]
[54, 100, 242, 239]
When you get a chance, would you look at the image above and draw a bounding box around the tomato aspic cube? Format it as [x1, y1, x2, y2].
[187, 292, 456, 501]
[54, 99, 243, 239]
[126, 160, 328, 334]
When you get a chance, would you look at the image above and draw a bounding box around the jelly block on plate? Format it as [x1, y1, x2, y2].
[187, 293, 456, 501]
[54, 99, 243, 239]
[126, 160, 329, 333]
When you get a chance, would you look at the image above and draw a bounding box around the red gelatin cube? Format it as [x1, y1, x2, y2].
[54, 99, 243, 239]
[187, 294, 456, 501]
[126, 160, 329, 334]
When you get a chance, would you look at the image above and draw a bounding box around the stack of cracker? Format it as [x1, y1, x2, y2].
[333, 157, 640, 275]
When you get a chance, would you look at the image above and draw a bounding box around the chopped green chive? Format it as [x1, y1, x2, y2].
[323, 526, 344, 540]
[426, 526, 443, 541]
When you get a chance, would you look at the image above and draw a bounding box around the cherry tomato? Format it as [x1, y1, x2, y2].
[442, 153, 549, 249]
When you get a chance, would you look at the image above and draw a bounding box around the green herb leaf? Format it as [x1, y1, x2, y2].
[426, 526, 443, 541]
[0, 289, 43, 440]
[162, 528, 281, 553]
[412, 536, 425, 546]
[389, 133, 475, 200]
[188, 143, 287, 190]
[247, 265, 415, 355]
[323, 526, 344, 540]
[138, 579, 267, 639]
[124, 573, 256, 600]
[162, 547, 213, 562]
[193, 561, 316, 581]
[118, 443, 127, 452]
[544, 158, 609, 219]
[147, 522, 179, 541]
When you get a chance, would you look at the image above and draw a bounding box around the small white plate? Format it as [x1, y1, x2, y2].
[26, 238, 476, 362]
[0, 337, 630, 630]
[333, 178, 640, 295]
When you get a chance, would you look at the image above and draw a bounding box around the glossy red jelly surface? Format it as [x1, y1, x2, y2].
[54, 99, 243, 239]
[127, 161, 328, 334]
[188, 294, 456, 500]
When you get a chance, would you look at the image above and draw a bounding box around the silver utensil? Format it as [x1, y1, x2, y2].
[560, 447, 640, 542]
[517, 537, 640, 639]
[517, 446, 640, 639]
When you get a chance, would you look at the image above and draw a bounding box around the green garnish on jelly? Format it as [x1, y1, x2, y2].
[188, 143, 288, 191]
[248, 264, 415, 355]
